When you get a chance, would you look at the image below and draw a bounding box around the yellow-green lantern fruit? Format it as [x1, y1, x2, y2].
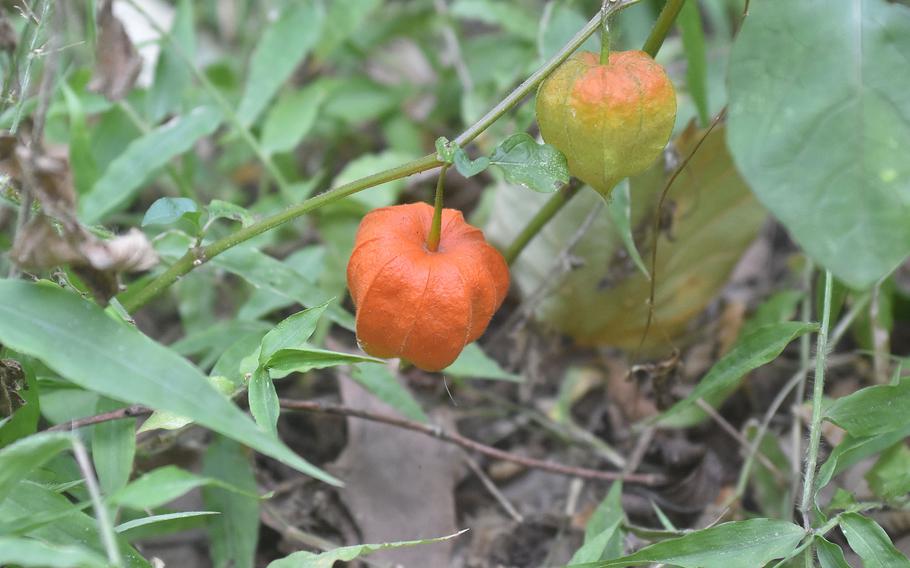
[536, 50, 677, 197]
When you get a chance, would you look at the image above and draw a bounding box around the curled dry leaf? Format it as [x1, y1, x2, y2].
[88, 0, 142, 101]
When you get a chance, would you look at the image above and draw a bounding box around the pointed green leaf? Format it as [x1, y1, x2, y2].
[259, 303, 330, 366]
[204, 436, 259, 568]
[267, 348, 383, 379]
[840, 513, 910, 567]
[489, 133, 569, 193]
[0, 537, 109, 568]
[826, 378, 910, 437]
[0, 431, 72, 505]
[248, 368, 280, 436]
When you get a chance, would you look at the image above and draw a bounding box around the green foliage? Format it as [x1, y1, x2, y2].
[268, 530, 468, 567]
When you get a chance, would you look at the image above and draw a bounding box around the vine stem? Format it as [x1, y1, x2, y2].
[800, 270, 833, 530]
[642, 0, 689, 58]
[122, 1, 643, 312]
[427, 165, 449, 252]
[503, 182, 581, 265]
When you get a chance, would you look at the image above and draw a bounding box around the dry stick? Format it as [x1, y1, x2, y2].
[695, 398, 783, 481]
[45, 400, 663, 485]
[462, 453, 524, 523]
[279, 399, 663, 485]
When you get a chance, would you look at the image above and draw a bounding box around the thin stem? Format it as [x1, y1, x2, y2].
[503, 182, 581, 265]
[800, 270, 833, 530]
[120, 154, 441, 312]
[642, 0, 688, 58]
[72, 438, 124, 568]
[454, 0, 642, 147]
[427, 165, 449, 252]
[791, 261, 814, 519]
[600, 1, 611, 64]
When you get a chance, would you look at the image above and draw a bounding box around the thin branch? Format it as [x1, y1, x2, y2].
[278, 398, 664, 486]
[695, 397, 783, 481]
[47, 404, 150, 432]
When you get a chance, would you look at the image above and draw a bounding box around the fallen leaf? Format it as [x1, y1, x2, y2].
[89, 0, 142, 101]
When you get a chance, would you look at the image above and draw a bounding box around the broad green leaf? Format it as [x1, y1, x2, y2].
[238, 247, 326, 321]
[91, 397, 136, 496]
[443, 343, 521, 382]
[816, 536, 851, 568]
[727, 0, 910, 289]
[489, 133, 569, 193]
[839, 512, 910, 567]
[267, 529, 468, 568]
[116, 511, 219, 540]
[570, 482, 625, 563]
[678, 0, 709, 127]
[573, 519, 805, 568]
[657, 322, 816, 427]
[826, 378, 910, 437]
[206, 200, 254, 228]
[0, 360, 40, 447]
[0, 481, 149, 567]
[214, 246, 354, 330]
[204, 436, 259, 568]
[62, 82, 99, 196]
[0, 537, 108, 568]
[147, 0, 194, 122]
[141, 197, 200, 228]
[0, 280, 339, 486]
[865, 442, 910, 502]
[80, 106, 222, 223]
[170, 321, 272, 359]
[435, 137, 457, 163]
[237, 1, 325, 126]
[0, 431, 72, 505]
[351, 365, 428, 423]
[261, 84, 327, 154]
[259, 303, 330, 366]
[111, 465, 253, 510]
[267, 348, 383, 379]
[248, 368, 280, 436]
[606, 180, 649, 280]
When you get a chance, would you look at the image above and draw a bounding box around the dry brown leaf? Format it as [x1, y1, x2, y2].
[89, 0, 142, 101]
[329, 370, 461, 568]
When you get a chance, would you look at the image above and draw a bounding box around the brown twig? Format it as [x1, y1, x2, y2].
[278, 398, 664, 486]
[45, 398, 664, 485]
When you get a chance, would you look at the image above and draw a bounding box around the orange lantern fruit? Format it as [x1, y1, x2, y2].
[347, 202, 509, 371]
[536, 50, 677, 197]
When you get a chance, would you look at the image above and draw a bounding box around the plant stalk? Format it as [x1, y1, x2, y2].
[800, 270, 833, 530]
[642, 0, 688, 58]
[427, 165, 449, 252]
[503, 182, 581, 265]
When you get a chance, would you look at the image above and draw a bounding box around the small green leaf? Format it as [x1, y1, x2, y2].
[91, 397, 136, 496]
[839, 513, 910, 567]
[206, 200, 254, 228]
[351, 365, 428, 423]
[678, 0, 709, 127]
[606, 180, 649, 280]
[0, 537, 108, 568]
[237, 1, 325, 126]
[81, 106, 222, 224]
[489, 133, 569, 193]
[816, 536, 851, 568]
[204, 435, 259, 568]
[259, 303, 330, 366]
[115, 511, 219, 540]
[261, 85, 327, 154]
[826, 378, 910, 437]
[111, 465, 254, 510]
[248, 368, 280, 437]
[816, 424, 910, 496]
[267, 348, 383, 379]
[453, 147, 490, 178]
[570, 482, 624, 563]
[574, 519, 805, 568]
[0, 432, 72, 505]
[142, 197, 200, 228]
[268, 529, 468, 568]
[138, 376, 236, 433]
[657, 322, 817, 427]
[443, 343, 521, 382]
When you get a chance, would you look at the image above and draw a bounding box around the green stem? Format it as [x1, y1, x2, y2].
[642, 0, 688, 58]
[503, 183, 581, 265]
[427, 165, 449, 252]
[600, 2, 611, 64]
[120, 154, 441, 312]
[800, 270, 833, 530]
